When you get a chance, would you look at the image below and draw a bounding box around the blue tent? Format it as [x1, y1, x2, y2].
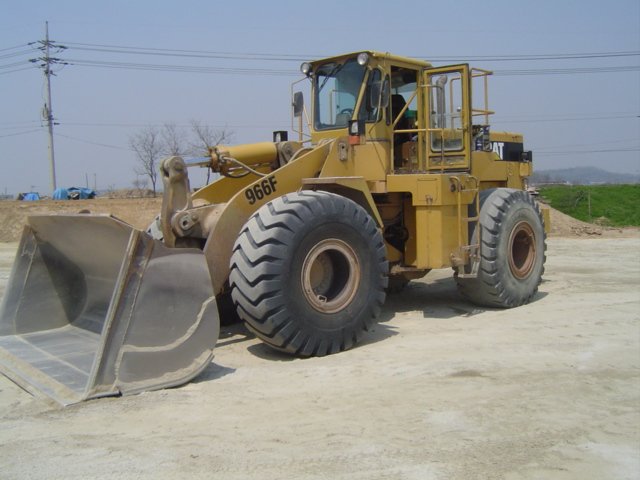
[52, 187, 96, 200]
[22, 192, 40, 201]
[52, 188, 69, 200]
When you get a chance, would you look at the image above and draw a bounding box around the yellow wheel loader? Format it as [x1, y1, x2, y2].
[0, 51, 547, 404]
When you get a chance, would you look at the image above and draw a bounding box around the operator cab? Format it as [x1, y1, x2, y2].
[296, 51, 506, 174]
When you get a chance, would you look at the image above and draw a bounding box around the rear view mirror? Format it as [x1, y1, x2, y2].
[367, 76, 390, 111]
[293, 92, 304, 118]
[368, 81, 382, 111]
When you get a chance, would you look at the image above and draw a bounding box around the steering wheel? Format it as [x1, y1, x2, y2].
[339, 108, 354, 115]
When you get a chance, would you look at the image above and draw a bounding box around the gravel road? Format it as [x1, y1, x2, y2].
[0, 236, 639, 479]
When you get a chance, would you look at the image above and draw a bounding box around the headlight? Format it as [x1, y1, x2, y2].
[300, 62, 312, 76]
[357, 52, 369, 66]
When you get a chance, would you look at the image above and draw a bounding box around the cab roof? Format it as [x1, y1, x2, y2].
[310, 51, 432, 69]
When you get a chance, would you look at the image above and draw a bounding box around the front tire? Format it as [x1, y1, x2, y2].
[229, 191, 388, 356]
[456, 188, 546, 308]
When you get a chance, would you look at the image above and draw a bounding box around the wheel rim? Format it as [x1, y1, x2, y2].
[508, 221, 537, 279]
[301, 238, 361, 313]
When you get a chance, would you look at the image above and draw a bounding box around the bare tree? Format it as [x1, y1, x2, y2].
[132, 176, 148, 198]
[129, 127, 162, 197]
[161, 123, 187, 156]
[130, 122, 234, 195]
[189, 121, 234, 183]
[189, 120, 233, 156]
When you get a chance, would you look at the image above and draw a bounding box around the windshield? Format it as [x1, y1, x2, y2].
[314, 58, 366, 130]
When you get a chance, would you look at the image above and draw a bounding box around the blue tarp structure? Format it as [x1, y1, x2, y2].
[21, 192, 40, 201]
[52, 188, 68, 200]
[52, 187, 96, 200]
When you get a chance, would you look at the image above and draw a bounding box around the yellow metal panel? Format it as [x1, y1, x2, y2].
[192, 171, 269, 205]
[472, 151, 508, 183]
[353, 141, 390, 181]
[218, 142, 278, 165]
[310, 51, 431, 71]
[318, 138, 355, 178]
[318, 138, 391, 183]
[193, 142, 278, 204]
[202, 141, 333, 294]
[489, 131, 523, 143]
[301, 176, 384, 227]
[409, 205, 460, 269]
[417, 177, 440, 205]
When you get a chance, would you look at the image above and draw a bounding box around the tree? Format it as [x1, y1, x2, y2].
[130, 122, 234, 195]
[189, 120, 233, 156]
[132, 176, 148, 198]
[129, 126, 162, 197]
[161, 122, 187, 156]
[189, 120, 233, 183]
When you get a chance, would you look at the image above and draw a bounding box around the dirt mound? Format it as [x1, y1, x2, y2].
[545, 204, 638, 238]
[0, 197, 162, 242]
[0, 197, 637, 243]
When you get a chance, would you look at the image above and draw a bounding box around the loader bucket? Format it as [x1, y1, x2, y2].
[0, 214, 220, 405]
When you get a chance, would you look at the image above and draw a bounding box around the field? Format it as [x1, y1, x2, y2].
[0, 198, 639, 479]
[539, 184, 640, 227]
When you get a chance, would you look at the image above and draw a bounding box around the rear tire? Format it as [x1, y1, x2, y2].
[229, 191, 388, 356]
[456, 188, 546, 308]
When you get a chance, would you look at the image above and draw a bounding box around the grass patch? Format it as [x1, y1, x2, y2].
[539, 184, 640, 227]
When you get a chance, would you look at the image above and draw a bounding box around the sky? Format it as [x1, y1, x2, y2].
[1, 0, 639, 195]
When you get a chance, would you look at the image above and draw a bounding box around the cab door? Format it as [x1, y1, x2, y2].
[423, 64, 471, 171]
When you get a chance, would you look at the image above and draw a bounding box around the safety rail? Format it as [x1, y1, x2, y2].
[450, 175, 481, 278]
[471, 68, 495, 125]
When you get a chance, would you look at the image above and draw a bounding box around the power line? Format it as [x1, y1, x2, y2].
[494, 65, 640, 76]
[535, 137, 640, 151]
[536, 147, 640, 156]
[60, 41, 639, 63]
[0, 65, 35, 75]
[54, 132, 131, 151]
[493, 113, 639, 123]
[0, 128, 42, 138]
[0, 60, 33, 69]
[0, 48, 35, 60]
[0, 43, 30, 52]
[3, 39, 639, 78]
[64, 42, 312, 62]
[59, 121, 289, 129]
[65, 58, 296, 76]
[427, 51, 640, 62]
[58, 58, 640, 77]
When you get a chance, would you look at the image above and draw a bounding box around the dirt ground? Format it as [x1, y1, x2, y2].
[0, 196, 636, 243]
[0, 197, 163, 242]
[0, 199, 639, 479]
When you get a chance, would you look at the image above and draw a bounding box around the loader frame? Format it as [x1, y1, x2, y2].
[0, 50, 546, 403]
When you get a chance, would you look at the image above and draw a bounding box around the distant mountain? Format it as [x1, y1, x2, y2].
[530, 167, 640, 185]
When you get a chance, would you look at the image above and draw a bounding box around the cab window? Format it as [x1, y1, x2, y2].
[314, 59, 366, 130]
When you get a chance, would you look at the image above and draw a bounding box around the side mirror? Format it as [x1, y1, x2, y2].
[293, 92, 304, 118]
[368, 81, 381, 111]
[367, 77, 390, 111]
[380, 77, 390, 109]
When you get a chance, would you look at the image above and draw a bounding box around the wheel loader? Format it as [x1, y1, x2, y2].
[0, 51, 547, 404]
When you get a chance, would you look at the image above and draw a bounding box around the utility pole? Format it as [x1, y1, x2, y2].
[30, 22, 67, 194]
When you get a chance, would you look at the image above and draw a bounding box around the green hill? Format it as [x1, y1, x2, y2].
[539, 184, 640, 227]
